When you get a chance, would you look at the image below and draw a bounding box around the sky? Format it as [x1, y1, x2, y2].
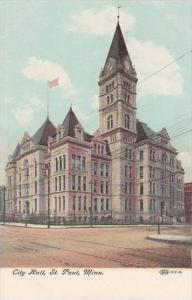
[0, 0, 192, 184]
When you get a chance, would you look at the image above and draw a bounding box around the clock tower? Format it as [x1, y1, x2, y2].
[98, 21, 138, 220]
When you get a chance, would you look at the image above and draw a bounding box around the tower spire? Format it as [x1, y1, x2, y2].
[117, 1, 121, 23]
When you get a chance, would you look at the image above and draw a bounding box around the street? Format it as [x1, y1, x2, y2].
[0, 225, 191, 267]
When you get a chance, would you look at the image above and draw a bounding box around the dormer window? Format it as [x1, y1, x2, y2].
[58, 131, 61, 140]
[76, 130, 82, 140]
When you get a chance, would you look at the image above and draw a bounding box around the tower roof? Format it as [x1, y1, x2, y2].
[32, 118, 56, 146]
[105, 22, 133, 67]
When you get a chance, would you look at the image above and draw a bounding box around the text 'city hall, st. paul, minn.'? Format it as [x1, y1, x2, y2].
[5, 19, 184, 224]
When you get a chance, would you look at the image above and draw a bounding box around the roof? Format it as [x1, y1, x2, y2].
[32, 118, 56, 146]
[136, 120, 157, 143]
[62, 107, 93, 142]
[105, 22, 133, 67]
[21, 132, 31, 145]
[11, 143, 21, 160]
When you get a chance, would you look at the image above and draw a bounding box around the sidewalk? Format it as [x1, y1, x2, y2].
[147, 234, 192, 245]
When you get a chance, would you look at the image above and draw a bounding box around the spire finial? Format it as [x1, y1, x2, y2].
[117, 1, 121, 23]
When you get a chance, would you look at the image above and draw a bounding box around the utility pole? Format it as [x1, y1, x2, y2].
[3, 186, 6, 225]
[47, 163, 50, 229]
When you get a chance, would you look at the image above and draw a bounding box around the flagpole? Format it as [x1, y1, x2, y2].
[47, 81, 50, 119]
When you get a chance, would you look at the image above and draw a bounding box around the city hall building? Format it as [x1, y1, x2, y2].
[5, 21, 185, 224]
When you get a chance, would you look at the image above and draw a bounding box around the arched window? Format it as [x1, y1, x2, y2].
[107, 115, 113, 130]
[125, 114, 130, 129]
[24, 160, 29, 178]
[162, 153, 167, 164]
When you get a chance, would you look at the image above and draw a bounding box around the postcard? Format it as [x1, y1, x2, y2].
[0, 0, 191, 299]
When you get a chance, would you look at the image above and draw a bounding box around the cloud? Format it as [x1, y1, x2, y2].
[68, 6, 135, 35]
[177, 151, 192, 182]
[13, 96, 43, 127]
[22, 57, 75, 97]
[127, 37, 183, 97]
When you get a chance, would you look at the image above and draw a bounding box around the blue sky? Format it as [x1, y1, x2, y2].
[0, 0, 192, 184]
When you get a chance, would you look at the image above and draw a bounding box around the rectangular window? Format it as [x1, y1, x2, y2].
[129, 166, 132, 178]
[63, 175, 65, 190]
[140, 199, 143, 211]
[140, 183, 143, 195]
[101, 199, 104, 211]
[125, 165, 128, 177]
[100, 181, 104, 193]
[125, 198, 128, 211]
[55, 197, 57, 211]
[63, 155, 66, 169]
[55, 177, 57, 191]
[129, 199, 132, 211]
[59, 156, 62, 170]
[77, 156, 81, 170]
[150, 182, 152, 194]
[19, 201, 21, 213]
[78, 176, 81, 191]
[84, 196, 86, 211]
[72, 175, 76, 190]
[101, 164, 104, 176]
[19, 185, 21, 197]
[125, 183, 127, 194]
[62, 196, 65, 211]
[83, 176, 86, 191]
[82, 157, 86, 171]
[128, 182, 132, 195]
[140, 166, 143, 179]
[139, 150, 144, 160]
[153, 182, 155, 195]
[34, 161, 37, 177]
[106, 182, 109, 194]
[72, 154, 76, 170]
[153, 167, 155, 179]
[94, 198, 97, 212]
[19, 173, 21, 181]
[106, 199, 109, 211]
[78, 196, 81, 211]
[93, 161, 97, 175]
[106, 164, 109, 177]
[94, 180, 97, 193]
[59, 196, 61, 211]
[59, 176, 61, 191]
[35, 181, 37, 194]
[34, 199, 37, 212]
[73, 196, 75, 211]
[55, 158, 58, 171]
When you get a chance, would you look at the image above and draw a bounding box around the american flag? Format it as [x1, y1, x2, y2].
[48, 77, 59, 88]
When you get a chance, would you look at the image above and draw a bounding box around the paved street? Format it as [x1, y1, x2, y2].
[0, 225, 191, 268]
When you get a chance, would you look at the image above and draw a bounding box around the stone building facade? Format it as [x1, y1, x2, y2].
[184, 182, 192, 223]
[5, 21, 185, 223]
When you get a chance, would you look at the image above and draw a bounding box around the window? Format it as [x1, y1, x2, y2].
[106, 199, 109, 211]
[93, 180, 97, 193]
[125, 114, 130, 129]
[93, 161, 97, 175]
[101, 146, 104, 155]
[84, 196, 86, 211]
[140, 183, 143, 195]
[24, 160, 29, 178]
[73, 196, 76, 211]
[94, 199, 97, 212]
[150, 150, 155, 161]
[77, 156, 81, 170]
[125, 148, 132, 159]
[129, 199, 132, 211]
[55, 197, 57, 211]
[62, 196, 65, 211]
[101, 199, 104, 211]
[100, 181, 104, 193]
[139, 150, 144, 160]
[59, 176, 61, 191]
[34, 199, 37, 212]
[110, 94, 113, 102]
[106, 182, 109, 194]
[82, 157, 86, 171]
[107, 96, 110, 104]
[83, 176, 86, 191]
[63, 155, 66, 169]
[72, 175, 76, 190]
[98, 145, 101, 155]
[55, 177, 57, 191]
[59, 197, 61, 211]
[129, 166, 132, 178]
[128, 182, 132, 195]
[19, 185, 21, 197]
[78, 176, 81, 191]
[35, 181, 37, 194]
[59, 156, 62, 170]
[72, 154, 76, 170]
[55, 158, 58, 172]
[106, 164, 109, 177]
[140, 199, 143, 211]
[19, 173, 21, 181]
[19, 201, 21, 213]
[101, 164, 104, 176]
[140, 166, 143, 179]
[62, 175, 65, 190]
[34, 160, 37, 177]
[107, 115, 113, 130]
[78, 196, 81, 211]
[125, 198, 128, 211]
[125, 165, 128, 177]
